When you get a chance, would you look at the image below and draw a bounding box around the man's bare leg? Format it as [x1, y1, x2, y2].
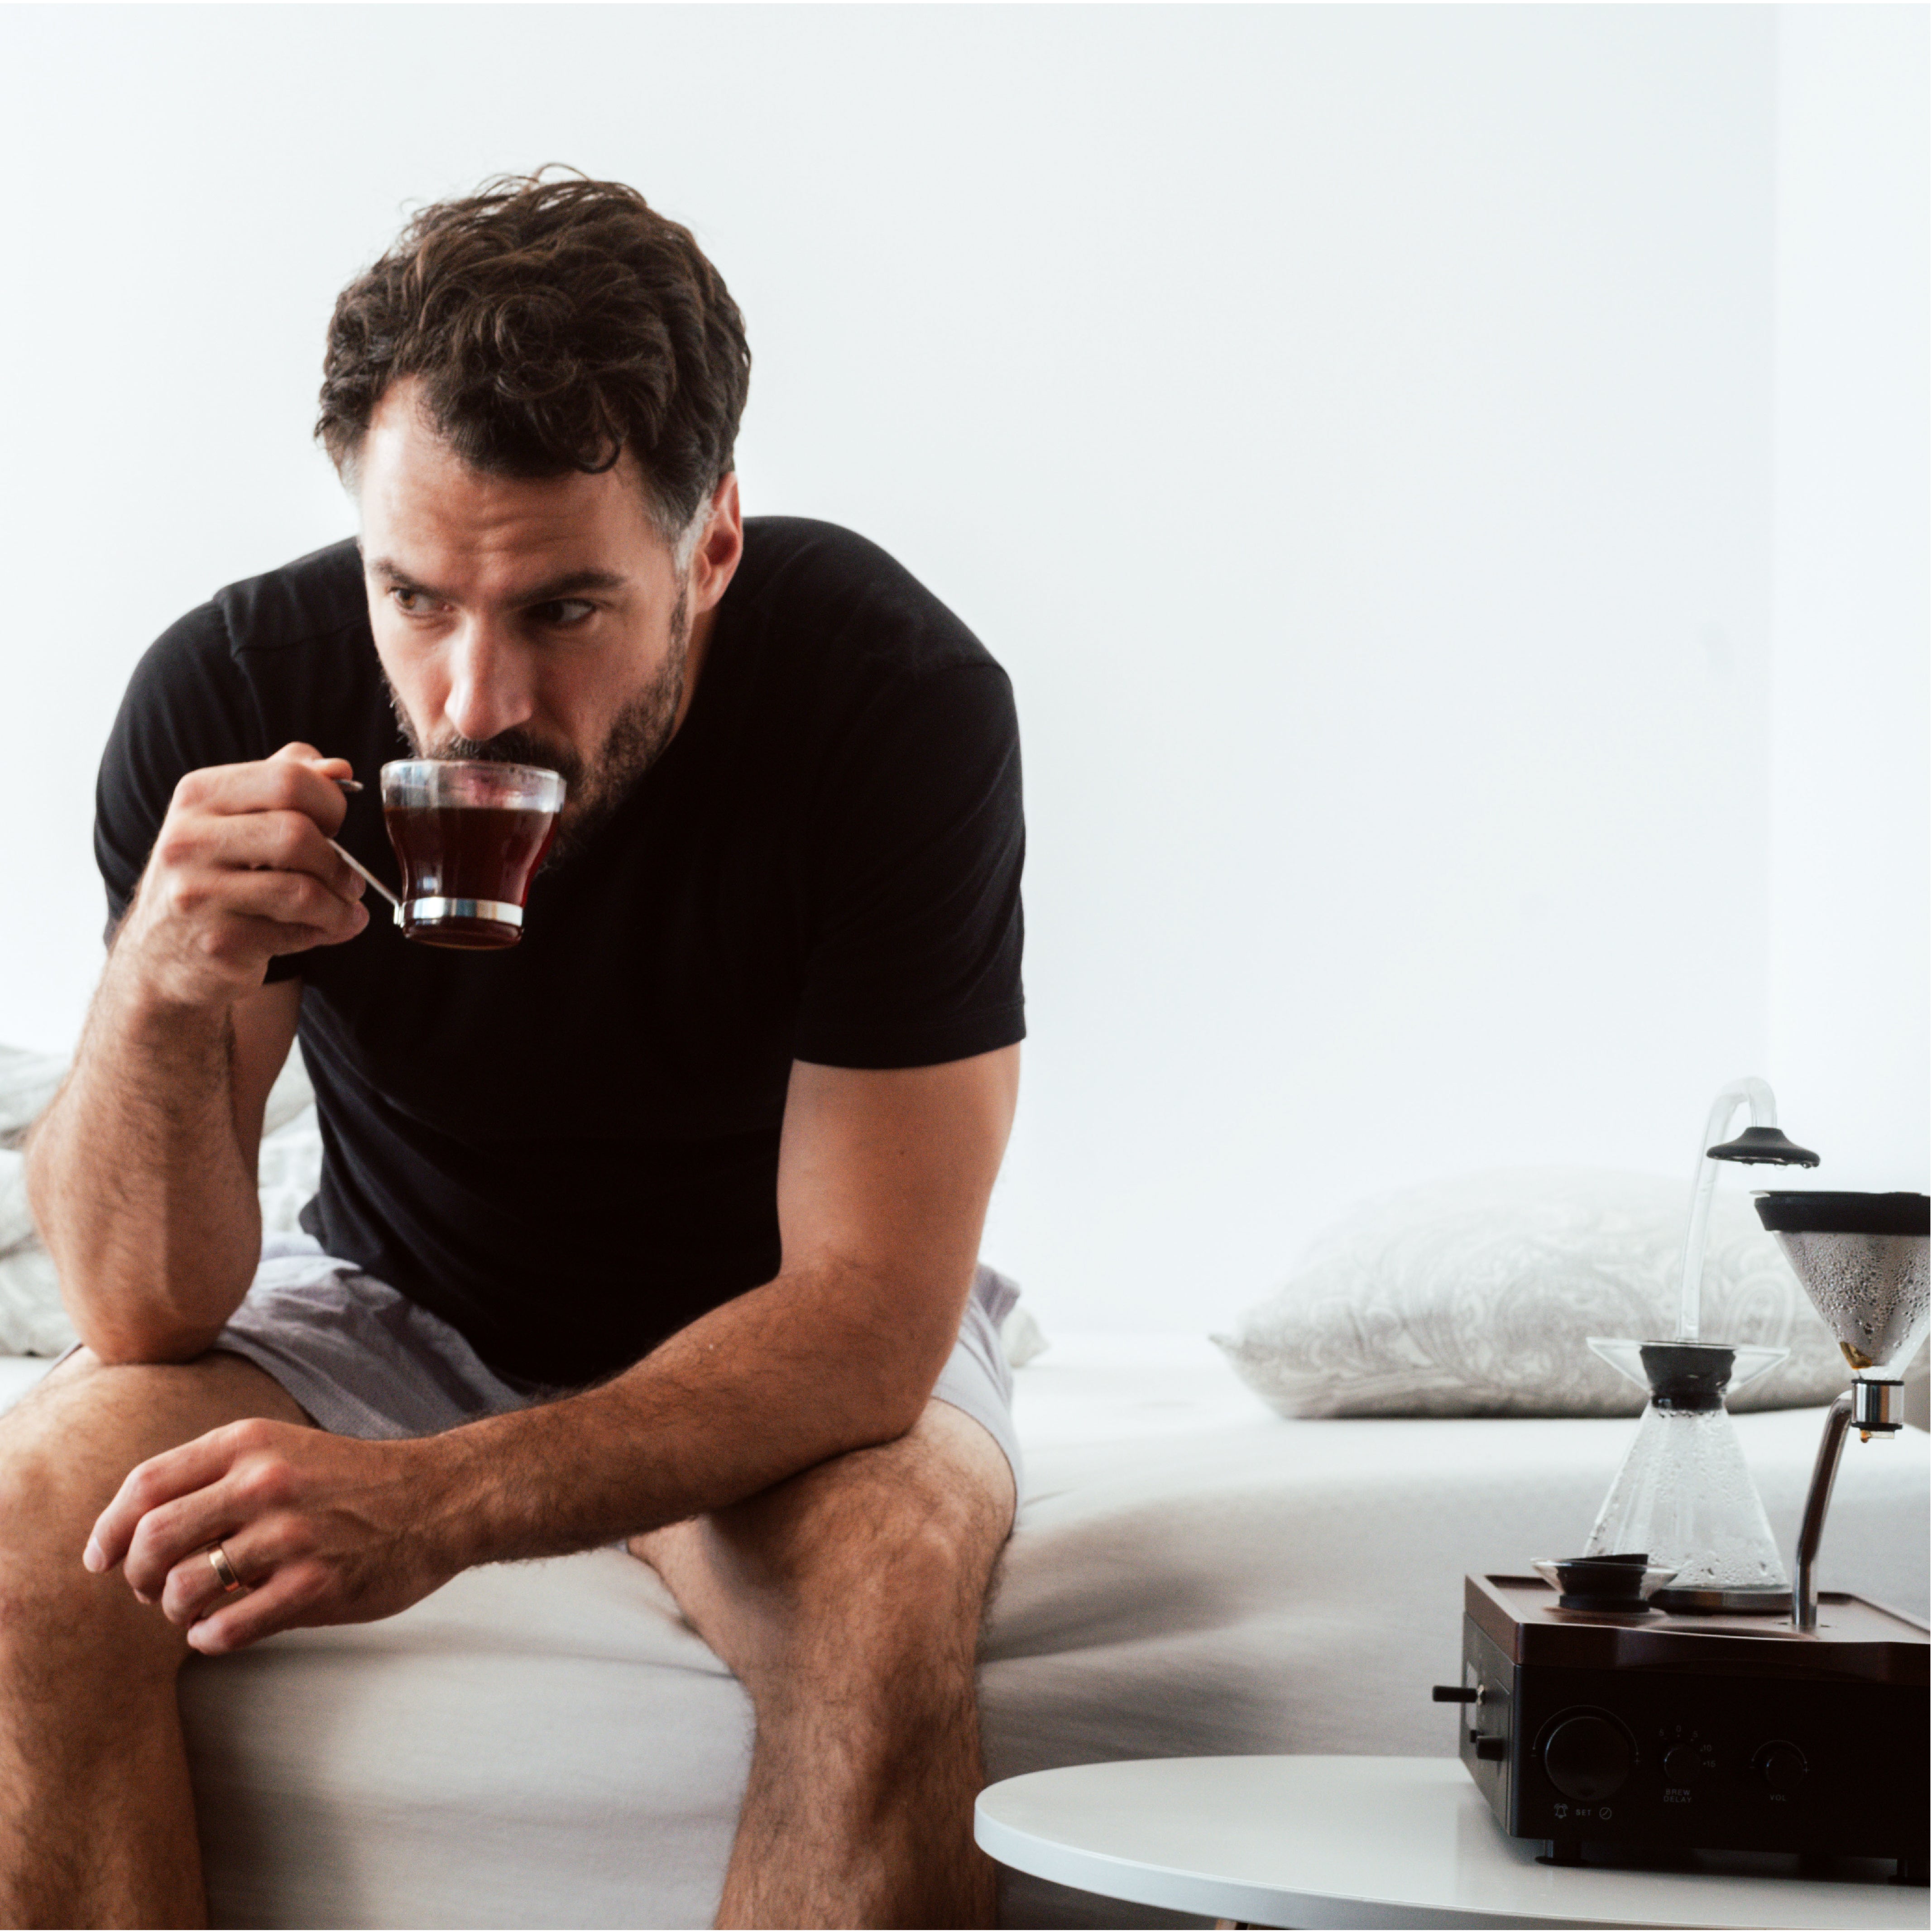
[0, 1348, 308, 1931]
[633, 1399, 1015, 1931]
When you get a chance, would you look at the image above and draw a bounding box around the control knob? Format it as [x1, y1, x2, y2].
[1541, 1712, 1635, 1803]
[1754, 1741, 1807, 1794]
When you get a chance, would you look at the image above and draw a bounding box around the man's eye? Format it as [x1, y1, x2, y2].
[532, 599, 597, 628]
[389, 587, 437, 616]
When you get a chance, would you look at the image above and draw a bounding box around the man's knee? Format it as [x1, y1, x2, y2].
[645, 1403, 1014, 1693]
[0, 1349, 302, 1688]
[0, 1376, 159, 1688]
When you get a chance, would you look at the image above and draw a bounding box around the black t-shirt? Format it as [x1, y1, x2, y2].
[95, 518, 1025, 1387]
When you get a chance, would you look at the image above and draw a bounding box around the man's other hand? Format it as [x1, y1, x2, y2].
[119, 741, 370, 1008]
[81, 1419, 460, 1654]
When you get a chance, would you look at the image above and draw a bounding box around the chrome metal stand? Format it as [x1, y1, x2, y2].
[1793, 1381, 1904, 1632]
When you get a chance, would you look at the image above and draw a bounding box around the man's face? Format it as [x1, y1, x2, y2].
[354, 379, 741, 856]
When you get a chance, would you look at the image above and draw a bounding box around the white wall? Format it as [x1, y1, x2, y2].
[0, 6, 1918, 1332]
[1768, 4, 1931, 1192]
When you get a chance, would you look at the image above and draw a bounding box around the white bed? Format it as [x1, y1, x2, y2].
[1, 1335, 1923, 1930]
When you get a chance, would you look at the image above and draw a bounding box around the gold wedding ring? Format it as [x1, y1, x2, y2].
[207, 1543, 246, 1595]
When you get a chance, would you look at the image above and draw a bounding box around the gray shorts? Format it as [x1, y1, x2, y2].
[216, 1236, 1025, 1504]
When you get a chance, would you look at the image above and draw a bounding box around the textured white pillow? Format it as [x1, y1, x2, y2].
[256, 1106, 324, 1241]
[1212, 1168, 1851, 1419]
[0, 1047, 79, 1354]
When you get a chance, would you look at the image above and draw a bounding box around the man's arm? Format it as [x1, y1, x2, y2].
[451, 1045, 1021, 1551]
[25, 744, 368, 1362]
[86, 1043, 1021, 1650]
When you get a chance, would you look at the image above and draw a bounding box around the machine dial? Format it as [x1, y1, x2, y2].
[1754, 1741, 1807, 1794]
[1662, 1743, 1710, 1781]
[1541, 1712, 1635, 1803]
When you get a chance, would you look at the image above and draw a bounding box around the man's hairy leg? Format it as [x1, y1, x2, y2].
[633, 1399, 1015, 1931]
[0, 1347, 308, 1931]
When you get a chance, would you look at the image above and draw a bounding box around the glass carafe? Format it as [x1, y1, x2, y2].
[1582, 1339, 1790, 1612]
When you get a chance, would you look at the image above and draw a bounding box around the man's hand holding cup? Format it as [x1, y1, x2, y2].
[117, 741, 370, 1008]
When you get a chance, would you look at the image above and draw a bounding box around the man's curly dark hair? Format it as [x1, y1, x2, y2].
[316, 169, 750, 544]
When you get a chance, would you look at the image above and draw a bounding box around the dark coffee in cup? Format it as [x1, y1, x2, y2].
[380, 761, 566, 949]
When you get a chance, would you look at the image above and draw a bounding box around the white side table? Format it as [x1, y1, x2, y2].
[975, 1756, 1927, 1930]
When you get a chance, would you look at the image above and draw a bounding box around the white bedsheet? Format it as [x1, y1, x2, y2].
[2, 1339, 1925, 1928]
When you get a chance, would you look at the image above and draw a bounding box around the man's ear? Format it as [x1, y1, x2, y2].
[689, 475, 744, 616]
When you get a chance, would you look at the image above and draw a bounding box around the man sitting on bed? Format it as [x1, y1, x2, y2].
[3, 172, 1025, 1931]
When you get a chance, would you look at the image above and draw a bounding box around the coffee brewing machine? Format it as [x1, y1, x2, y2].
[1435, 1081, 1930, 1879]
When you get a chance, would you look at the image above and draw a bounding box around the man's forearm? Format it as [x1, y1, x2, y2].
[414, 1256, 964, 1571]
[29, 744, 364, 1361]
[24, 959, 263, 1361]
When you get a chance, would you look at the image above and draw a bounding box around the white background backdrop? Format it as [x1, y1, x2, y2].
[0, 5, 1923, 1331]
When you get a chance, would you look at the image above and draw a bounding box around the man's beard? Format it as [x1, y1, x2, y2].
[385, 588, 690, 866]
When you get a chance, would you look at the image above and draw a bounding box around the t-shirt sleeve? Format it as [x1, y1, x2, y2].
[94, 601, 306, 982]
[792, 659, 1025, 1069]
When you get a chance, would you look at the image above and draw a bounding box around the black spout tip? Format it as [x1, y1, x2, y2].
[1707, 1126, 1821, 1167]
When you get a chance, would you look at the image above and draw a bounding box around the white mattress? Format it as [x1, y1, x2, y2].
[3, 1339, 1925, 1929]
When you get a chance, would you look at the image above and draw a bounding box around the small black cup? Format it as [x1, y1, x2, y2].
[1551, 1553, 1652, 1612]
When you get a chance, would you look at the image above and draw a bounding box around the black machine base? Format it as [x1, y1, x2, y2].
[1447, 1574, 1930, 1884]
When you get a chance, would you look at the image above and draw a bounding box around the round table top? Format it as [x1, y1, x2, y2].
[974, 1756, 1927, 1930]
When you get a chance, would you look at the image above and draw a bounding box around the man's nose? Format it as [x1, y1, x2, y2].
[442, 622, 534, 747]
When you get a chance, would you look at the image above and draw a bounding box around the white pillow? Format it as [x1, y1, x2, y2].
[0, 1046, 67, 1151]
[256, 1105, 324, 1240]
[1000, 1301, 1051, 1369]
[1212, 1168, 1851, 1419]
[0, 1050, 81, 1354]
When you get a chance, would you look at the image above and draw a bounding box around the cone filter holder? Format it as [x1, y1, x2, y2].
[1753, 1190, 1929, 1630]
[1754, 1192, 1929, 1382]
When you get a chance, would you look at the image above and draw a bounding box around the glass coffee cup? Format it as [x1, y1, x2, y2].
[380, 760, 566, 949]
